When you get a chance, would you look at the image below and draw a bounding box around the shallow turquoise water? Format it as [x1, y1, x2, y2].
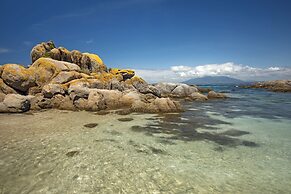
[0, 87, 291, 193]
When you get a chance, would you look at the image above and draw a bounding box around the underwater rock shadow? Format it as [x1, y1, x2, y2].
[131, 113, 258, 148]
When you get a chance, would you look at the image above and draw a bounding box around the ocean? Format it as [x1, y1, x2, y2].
[0, 86, 291, 193]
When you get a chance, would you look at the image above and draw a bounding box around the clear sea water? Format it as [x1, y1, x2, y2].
[0, 86, 291, 193]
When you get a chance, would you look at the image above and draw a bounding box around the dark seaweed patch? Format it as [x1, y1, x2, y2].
[213, 146, 225, 152]
[94, 139, 118, 143]
[157, 139, 177, 145]
[84, 123, 98, 128]
[66, 150, 80, 157]
[128, 140, 167, 155]
[118, 118, 134, 122]
[220, 129, 250, 137]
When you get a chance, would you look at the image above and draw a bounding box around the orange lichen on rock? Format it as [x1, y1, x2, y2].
[109, 68, 135, 81]
[29, 58, 81, 86]
[83, 53, 106, 71]
[125, 76, 147, 85]
[1, 64, 35, 92]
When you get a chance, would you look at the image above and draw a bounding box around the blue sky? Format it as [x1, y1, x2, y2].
[0, 0, 291, 82]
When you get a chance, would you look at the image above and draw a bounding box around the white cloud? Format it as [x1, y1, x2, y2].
[134, 62, 291, 83]
[134, 69, 184, 83]
[268, 67, 280, 71]
[171, 62, 256, 77]
[0, 48, 10, 54]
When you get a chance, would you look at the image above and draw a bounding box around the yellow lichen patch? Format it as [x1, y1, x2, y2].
[83, 53, 107, 72]
[125, 76, 146, 85]
[109, 68, 135, 81]
[83, 53, 104, 65]
[2, 63, 33, 77]
[64, 78, 89, 88]
[29, 58, 62, 86]
[1, 64, 36, 91]
[93, 71, 123, 82]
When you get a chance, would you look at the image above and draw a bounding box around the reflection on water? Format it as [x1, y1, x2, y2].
[0, 87, 291, 193]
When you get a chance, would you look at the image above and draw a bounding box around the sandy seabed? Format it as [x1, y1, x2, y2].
[0, 109, 291, 194]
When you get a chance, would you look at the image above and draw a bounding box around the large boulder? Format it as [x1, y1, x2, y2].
[83, 53, 107, 72]
[31, 41, 56, 63]
[94, 89, 123, 109]
[110, 68, 135, 81]
[50, 71, 82, 84]
[1, 64, 35, 92]
[30, 93, 52, 110]
[31, 41, 107, 73]
[207, 91, 227, 99]
[119, 90, 141, 106]
[155, 82, 198, 98]
[29, 58, 80, 86]
[42, 84, 66, 98]
[86, 90, 106, 111]
[126, 76, 161, 97]
[171, 84, 198, 97]
[131, 97, 182, 113]
[0, 94, 32, 113]
[67, 79, 90, 100]
[154, 82, 178, 96]
[189, 92, 208, 101]
[51, 94, 75, 110]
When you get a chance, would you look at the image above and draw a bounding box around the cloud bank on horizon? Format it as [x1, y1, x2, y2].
[135, 62, 291, 83]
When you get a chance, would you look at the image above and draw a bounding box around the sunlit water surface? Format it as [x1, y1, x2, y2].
[0, 87, 291, 193]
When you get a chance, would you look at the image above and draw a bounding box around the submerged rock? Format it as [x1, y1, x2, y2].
[84, 123, 98, 128]
[118, 118, 134, 122]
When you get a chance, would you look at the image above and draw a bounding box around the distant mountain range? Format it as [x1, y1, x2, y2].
[183, 76, 247, 85]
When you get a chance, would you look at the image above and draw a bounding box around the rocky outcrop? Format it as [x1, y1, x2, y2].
[154, 82, 207, 101]
[0, 41, 227, 113]
[31, 41, 106, 73]
[242, 80, 291, 92]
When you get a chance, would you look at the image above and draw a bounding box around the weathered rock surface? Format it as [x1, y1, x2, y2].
[31, 41, 106, 73]
[42, 84, 66, 98]
[0, 41, 227, 113]
[154, 82, 206, 100]
[1, 64, 35, 92]
[242, 80, 291, 92]
[0, 78, 17, 94]
[207, 91, 227, 99]
[0, 94, 32, 113]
